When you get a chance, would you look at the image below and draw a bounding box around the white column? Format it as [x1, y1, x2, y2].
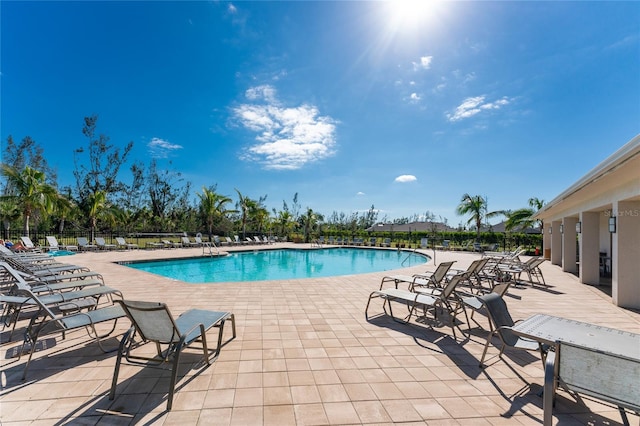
[551, 221, 562, 265]
[579, 212, 599, 285]
[612, 201, 640, 309]
[542, 222, 551, 260]
[562, 217, 578, 273]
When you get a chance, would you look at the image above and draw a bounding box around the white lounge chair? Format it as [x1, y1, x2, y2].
[95, 237, 116, 250]
[45, 236, 78, 252]
[115, 237, 139, 250]
[77, 237, 98, 251]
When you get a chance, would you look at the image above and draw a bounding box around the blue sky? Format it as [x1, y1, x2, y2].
[2, 1, 639, 226]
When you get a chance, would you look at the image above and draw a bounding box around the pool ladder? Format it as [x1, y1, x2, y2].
[203, 241, 220, 257]
[400, 246, 436, 266]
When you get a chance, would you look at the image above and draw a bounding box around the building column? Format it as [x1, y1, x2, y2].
[562, 217, 578, 273]
[542, 222, 551, 260]
[579, 212, 599, 285]
[612, 200, 640, 309]
[551, 220, 562, 266]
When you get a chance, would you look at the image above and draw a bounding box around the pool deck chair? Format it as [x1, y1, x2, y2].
[15, 288, 125, 380]
[380, 261, 455, 290]
[109, 300, 236, 411]
[366, 275, 468, 339]
[115, 237, 139, 250]
[95, 237, 117, 250]
[46, 236, 78, 252]
[478, 292, 549, 368]
[77, 237, 98, 251]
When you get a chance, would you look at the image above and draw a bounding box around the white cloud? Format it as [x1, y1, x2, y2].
[234, 85, 338, 170]
[228, 3, 237, 14]
[447, 95, 511, 122]
[413, 55, 433, 71]
[147, 137, 183, 158]
[394, 175, 417, 183]
[357, 191, 365, 196]
[409, 93, 421, 102]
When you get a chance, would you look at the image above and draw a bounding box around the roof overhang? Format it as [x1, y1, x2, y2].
[534, 134, 640, 221]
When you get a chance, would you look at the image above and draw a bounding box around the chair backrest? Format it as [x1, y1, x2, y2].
[181, 236, 190, 244]
[420, 238, 428, 248]
[77, 237, 89, 246]
[20, 236, 35, 248]
[195, 236, 204, 244]
[432, 261, 455, 284]
[528, 257, 545, 269]
[116, 237, 126, 245]
[441, 274, 463, 299]
[46, 236, 59, 248]
[116, 300, 181, 344]
[95, 237, 106, 245]
[478, 293, 519, 346]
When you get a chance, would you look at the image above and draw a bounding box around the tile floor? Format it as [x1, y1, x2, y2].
[1, 244, 639, 425]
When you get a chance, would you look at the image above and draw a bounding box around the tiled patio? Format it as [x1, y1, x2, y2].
[2, 245, 639, 425]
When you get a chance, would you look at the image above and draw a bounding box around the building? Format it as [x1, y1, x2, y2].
[534, 135, 640, 309]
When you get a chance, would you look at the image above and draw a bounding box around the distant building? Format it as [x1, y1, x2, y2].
[487, 221, 541, 234]
[366, 221, 454, 233]
[534, 135, 640, 309]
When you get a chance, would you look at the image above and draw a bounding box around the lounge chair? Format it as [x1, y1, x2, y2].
[499, 257, 546, 286]
[17, 236, 42, 253]
[46, 236, 78, 252]
[95, 237, 117, 250]
[14, 288, 125, 379]
[180, 236, 198, 247]
[234, 235, 247, 245]
[477, 292, 549, 368]
[253, 236, 264, 245]
[162, 239, 182, 249]
[115, 237, 139, 250]
[382, 238, 391, 247]
[77, 237, 98, 251]
[225, 236, 236, 246]
[146, 240, 165, 249]
[195, 236, 211, 247]
[368, 237, 377, 246]
[459, 281, 511, 331]
[365, 274, 468, 339]
[446, 258, 490, 293]
[381, 261, 455, 290]
[109, 300, 236, 411]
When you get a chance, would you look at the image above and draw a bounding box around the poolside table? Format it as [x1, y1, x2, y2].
[511, 314, 640, 359]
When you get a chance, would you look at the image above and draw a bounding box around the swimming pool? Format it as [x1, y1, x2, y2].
[122, 247, 430, 283]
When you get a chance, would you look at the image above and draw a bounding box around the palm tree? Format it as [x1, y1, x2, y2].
[0, 165, 57, 235]
[198, 187, 234, 242]
[87, 190, 112, 242]
[505, 197, 545, 231]
[275, 210, 295, 238]
[53, 193, 76, 235]
[301, 208, 321, 243]
[455, 193, 502, 241]
[0, 199, 20, 239]
[235, 189, 250, 239]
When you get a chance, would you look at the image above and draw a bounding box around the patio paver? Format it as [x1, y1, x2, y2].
[2, 245, 639, 425]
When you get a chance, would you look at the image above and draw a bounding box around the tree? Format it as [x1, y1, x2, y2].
[301, 208, 322, 243]
[52, 192, 76, 235]
[0, 199, 20, 239]
[2, 135, 57, 190]
[456, 193, 501, 240]
[0, 165, 57, 235]
[505, 197, 545, 232]
[73, 115, 133, 204]
[87, 190, 112, 242]
[198, 187, 234, 241]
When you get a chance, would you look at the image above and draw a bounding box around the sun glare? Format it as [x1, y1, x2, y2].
[388, 0, 438, 28]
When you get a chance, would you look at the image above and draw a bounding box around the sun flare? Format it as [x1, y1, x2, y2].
[388, 0, 438, 27]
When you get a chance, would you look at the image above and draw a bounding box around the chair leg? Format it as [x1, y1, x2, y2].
[167, 347, 182, 411]
[109, 327, 134, 402]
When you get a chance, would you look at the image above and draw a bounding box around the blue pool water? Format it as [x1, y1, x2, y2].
[123, 248, 430, 283]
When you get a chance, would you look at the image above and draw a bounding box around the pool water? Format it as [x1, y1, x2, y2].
[123, 248, 430, 283]
[49, 250, 76, 256]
